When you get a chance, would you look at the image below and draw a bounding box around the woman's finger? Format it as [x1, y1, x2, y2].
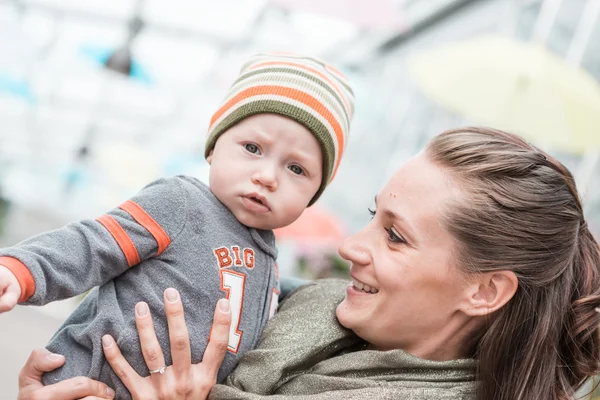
[18, 348, 65, 388]
[164, 288, 192, 375]
[200, 298, 231, 379]
[102, 335, 143, 393]
[30, 377, 115, 400]
[18, 348, 115, 400]
[134, 301, 166, 375]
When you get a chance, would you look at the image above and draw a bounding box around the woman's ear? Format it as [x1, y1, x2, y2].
[461, 271, 518, 316]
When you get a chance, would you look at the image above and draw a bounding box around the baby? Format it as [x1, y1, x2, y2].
[0, 53, 354, 398]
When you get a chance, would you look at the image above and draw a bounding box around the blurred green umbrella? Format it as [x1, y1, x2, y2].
[408, 35, 600, 153]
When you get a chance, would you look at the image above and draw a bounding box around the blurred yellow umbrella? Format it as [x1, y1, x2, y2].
[409, 35, 600, 153]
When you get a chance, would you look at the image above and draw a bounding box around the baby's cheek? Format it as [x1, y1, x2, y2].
[283, 204, 305, 225]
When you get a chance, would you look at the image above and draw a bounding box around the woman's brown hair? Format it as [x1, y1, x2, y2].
[427, 127, 600, 400]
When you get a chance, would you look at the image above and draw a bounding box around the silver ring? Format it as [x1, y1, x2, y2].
[149, 365, 167, 375]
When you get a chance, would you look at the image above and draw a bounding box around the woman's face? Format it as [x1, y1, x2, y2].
[336, 153, 474, 358]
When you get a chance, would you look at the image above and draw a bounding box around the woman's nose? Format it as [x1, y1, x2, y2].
[338, 230, 371, 266]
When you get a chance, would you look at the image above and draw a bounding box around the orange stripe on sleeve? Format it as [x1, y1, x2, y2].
[96, 215, 141, 267]
[119, 200, 171, 256]
[0, 256, 35, 302]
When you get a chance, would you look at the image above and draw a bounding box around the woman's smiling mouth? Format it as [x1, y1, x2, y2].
[351, 277, 379, 294]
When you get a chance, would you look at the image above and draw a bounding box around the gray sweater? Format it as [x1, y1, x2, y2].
[0, 176, 279, 399]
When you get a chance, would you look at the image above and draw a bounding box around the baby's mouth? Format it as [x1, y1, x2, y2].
[242, 194, 270, 212]
[250, 196, 264, 205]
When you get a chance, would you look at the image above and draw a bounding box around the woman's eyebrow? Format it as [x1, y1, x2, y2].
[375, 195, 418, 243]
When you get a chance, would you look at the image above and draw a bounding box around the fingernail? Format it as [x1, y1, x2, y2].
[106, 386, 116, 398]
[47, 353, 64, 361]
[165, 288, 179, 303]
[102, 335, 113, 348]
[219, 299, 230, 312]
[136, 302, 149, 317]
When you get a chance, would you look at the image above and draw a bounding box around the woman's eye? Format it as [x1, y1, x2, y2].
[385, 228, 405, 244]
[245, 144, 260, 154]
[368, 207, 376, 218]
[289, 165, 304, 175]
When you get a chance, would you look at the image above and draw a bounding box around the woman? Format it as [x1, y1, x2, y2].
[19, 127, 600, 400]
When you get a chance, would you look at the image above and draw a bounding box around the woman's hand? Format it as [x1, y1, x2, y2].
[18, 348, 116, 400]
[102, 288, 231, 400]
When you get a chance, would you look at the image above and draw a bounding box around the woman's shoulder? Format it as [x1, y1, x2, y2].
[294, 278, 349, 292]
[279, 278, 348, 311]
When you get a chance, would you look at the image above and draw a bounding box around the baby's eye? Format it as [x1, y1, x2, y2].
[289, 165, 304, 175]
[245, 143, 260, 154]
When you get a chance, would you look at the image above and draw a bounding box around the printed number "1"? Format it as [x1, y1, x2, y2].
[219, 271, 280, 354]
[219, 270, 245, 353]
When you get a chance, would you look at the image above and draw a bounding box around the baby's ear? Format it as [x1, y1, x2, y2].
[206, 150, 214, 165]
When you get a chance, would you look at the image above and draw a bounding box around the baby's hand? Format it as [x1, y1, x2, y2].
[0, 265, 21, 313]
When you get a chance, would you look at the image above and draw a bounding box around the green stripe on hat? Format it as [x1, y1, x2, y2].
[231, 68, 349, 130]
[232, 67, 351, 123]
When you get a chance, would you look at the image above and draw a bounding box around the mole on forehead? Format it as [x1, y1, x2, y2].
[388, 192, 397, 198]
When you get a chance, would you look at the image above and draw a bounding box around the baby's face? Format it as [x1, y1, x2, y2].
[207, 114, 323, 230]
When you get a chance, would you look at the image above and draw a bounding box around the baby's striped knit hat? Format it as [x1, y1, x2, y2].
[204, 52, 355, 205]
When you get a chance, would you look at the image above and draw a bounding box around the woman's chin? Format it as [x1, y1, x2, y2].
[335, 299, 353, 329]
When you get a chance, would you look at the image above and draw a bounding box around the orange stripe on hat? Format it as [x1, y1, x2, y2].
[209, 85, 345, 178]
[119, 200, 171, 256]
[248, 61, 351, 113]
[96, 215, 141, 267]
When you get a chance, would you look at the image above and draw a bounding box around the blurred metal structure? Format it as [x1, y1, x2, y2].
[332, 0, 600, 237]
[0, 0, 468, 218]
[0, 0, 599, 237]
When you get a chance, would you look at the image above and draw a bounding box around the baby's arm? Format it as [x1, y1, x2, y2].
[0, 177, 187, 311]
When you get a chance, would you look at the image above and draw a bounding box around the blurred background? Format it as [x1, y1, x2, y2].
[1, 0, 600, 397]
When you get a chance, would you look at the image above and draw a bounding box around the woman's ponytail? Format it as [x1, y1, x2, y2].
[559, 225, 600, 398]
